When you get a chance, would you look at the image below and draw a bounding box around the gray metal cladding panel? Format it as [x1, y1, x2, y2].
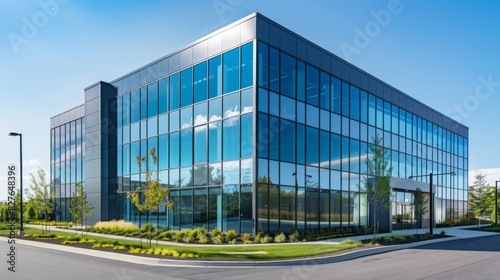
[320, 51, 330, 73]
[180, 48, 193, 69]
[306, 44, 320, 67]
[168, 53, 180, 74]
[85, 112, 100, 130]
[331, 57, 342, 78]
[85, 159, 101, 180]
[85, 98, 100, 115]
[85, 85, 99, 102]
[85, 130, 101, 147]
[193, 41, 208, 64]
[341, 63, 350, 82]
[130, 72, 140, 90]
[158, 58, 168, 78]
[240, 17, 256, 43]
[349, 68, 361, 86]
[256, 16, 269, 43]
[85, 144, 101, 161]
[269, 23, 280, 48]
[296, 38, 307, 61]
[222, 25, 241, 51]
[207, 33, 222, 58]
[280, 30, 296, 56]
[86, 178, 102, 194]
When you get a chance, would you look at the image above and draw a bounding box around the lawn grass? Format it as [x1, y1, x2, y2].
[479, 226, 500, 232]
[0, 227, 361, 260]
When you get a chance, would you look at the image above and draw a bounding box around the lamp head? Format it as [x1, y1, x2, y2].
[9, 132, 20, 136]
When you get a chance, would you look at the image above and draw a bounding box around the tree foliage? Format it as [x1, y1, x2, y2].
[412, 187, 428, 232]
[27, 168, 55, 234]
[468, 172, 494, 218]
[69, 182, 94, 236]
[362, 135, 393, 236]
[127, 147, 173, 248]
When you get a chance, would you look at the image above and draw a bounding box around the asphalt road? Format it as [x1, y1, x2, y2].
[2, 235, 500, 280]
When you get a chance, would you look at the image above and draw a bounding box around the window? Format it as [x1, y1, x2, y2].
[169, 73, 179, 111]
[181, 68, 193, 107]
[331, 76, 341, 114]
[306, 127, 319, 166]
[223, 48, 240, 94]
[194, 126, 206, 164]
[258, 42, 269, 89]
[122, 93, 130, 125]
[223, 92, 239, 118]
[180, 129, 192, 167]
[158, 78, 168, 114]
[223, 117, 240, 160]
[341, 82, 349, 118]
[280, 52, 296, 98]
[131, 90, 140, 123]
[147, 82, 158, 117]
[269, 47, 279, 92]
[297, 61, 305, 101]
[280, 119, 296, 162]
[350, 86, 359, 121]
[241, 114, 253, 158]
[320, 71, 330, 110]
[209, 56, 222, 98]
[258, 114, 268, 158]
[169, 132, 180, 168]
[193, 62, 207, 103]
[269, 117, 279, 160]
[241, 42, 253, 89]
[158, 134, 168, 170]
[209, 121, 222, 162]
[306, 65, 319, 106]
[141, 87, 147, 120]
[360, 90, 368, 123]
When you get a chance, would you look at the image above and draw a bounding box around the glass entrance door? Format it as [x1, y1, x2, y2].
[392, 190, 415, 230]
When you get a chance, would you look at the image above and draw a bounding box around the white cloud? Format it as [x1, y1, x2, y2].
[468, 168, 500, 186]
[23, 158, 41, 168]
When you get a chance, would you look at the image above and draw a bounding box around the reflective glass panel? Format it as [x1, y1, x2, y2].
[193, 61, 207, 103]
[209, 56, 222, 98]
[223, 48, 240, 94]
[280, 52, 296, 98]
[241, 42, 253, 88]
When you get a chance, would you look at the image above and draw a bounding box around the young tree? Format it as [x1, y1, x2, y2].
[69, 182, 94, 236]
[412, 187, 428, 234]
[468, 172, 493, 221]
[362, 135, 393, 237]
[127, 147, 173, 248]
[27, 168, 55, 234]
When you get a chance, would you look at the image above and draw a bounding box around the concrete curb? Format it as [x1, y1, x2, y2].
[0, 235, 469, 268]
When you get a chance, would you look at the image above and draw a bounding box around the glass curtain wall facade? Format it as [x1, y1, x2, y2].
[256, 41, 468, 234]
[116, 42, 254, 233]
[50, 13, 468, 235]
[50, 117, 85, 222]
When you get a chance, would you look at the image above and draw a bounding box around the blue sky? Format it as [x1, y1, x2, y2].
[1, 0, 499, 201]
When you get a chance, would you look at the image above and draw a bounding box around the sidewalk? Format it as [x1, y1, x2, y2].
[3, 224, 497, 268]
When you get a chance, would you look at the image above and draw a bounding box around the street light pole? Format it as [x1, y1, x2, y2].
[9, 132, 24, 236]
[408, 171, 455, 236]
[496, 180, 499, 228]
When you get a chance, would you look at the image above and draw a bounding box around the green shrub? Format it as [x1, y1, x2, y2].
[199, 234, 210, 244]
[211, 234, 223, 244]
[288, 231, 300, 242]
[174, 231, 186, 242]
[260, 234, 273, 243]
[382, 236, 394, 243]
[440, 230, 446, 236]
[159, 230, 176, 240]
[274, 232, 286, 243]
[393, 235, 405, 242]
[229, 239, 237, 244]
[225, 230, 238, 242]
[253, 234, 261, 243]
[141, 223, 155, 233]
[340, 239, 356, 245]
[370, 238, 379, 245]
[211, 228, 222, 237]
[404, 234, 415, 240]
[193, 227, 206, 238]
[242, 233, 252, 242]
[182, 233, 195, 243]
